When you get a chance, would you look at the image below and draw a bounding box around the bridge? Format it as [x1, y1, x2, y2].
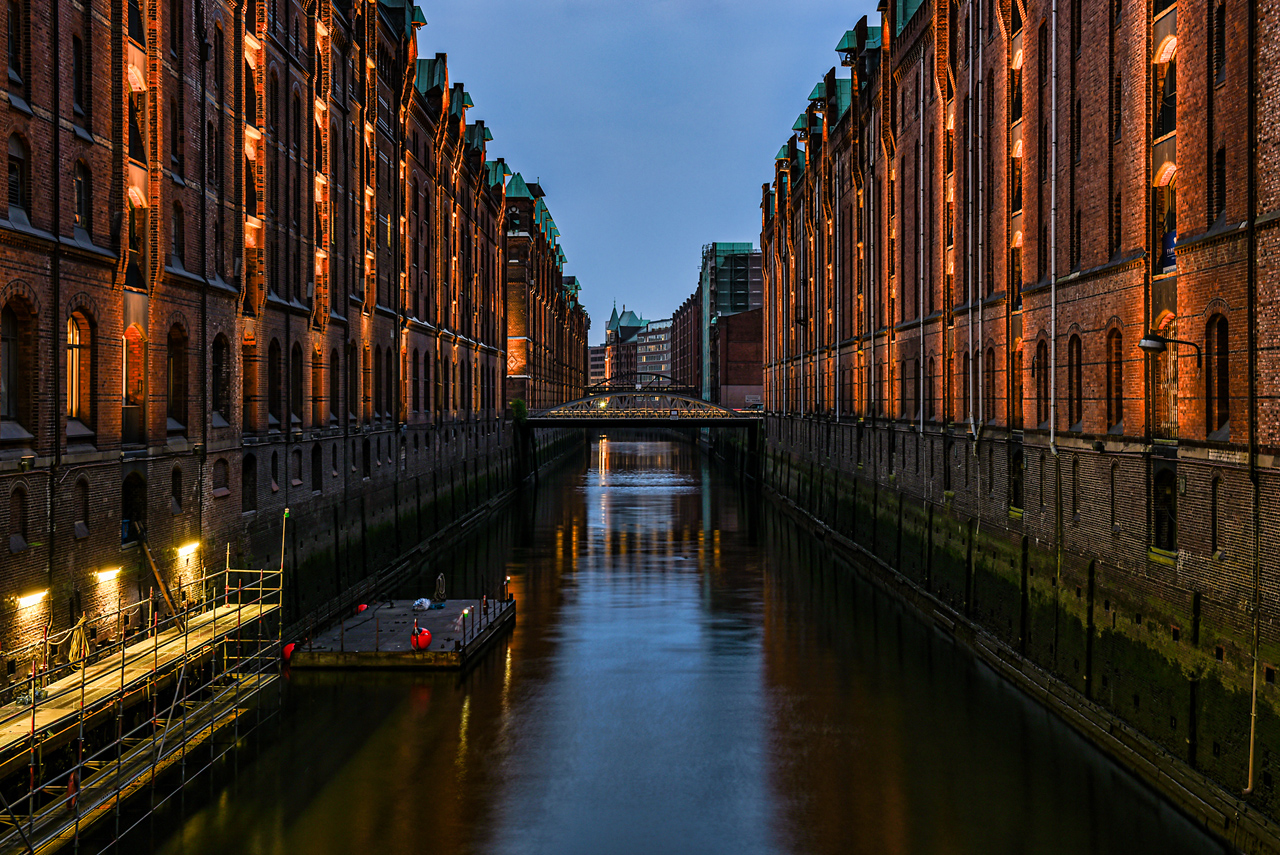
[583, 371, 700, 399]
[527, 390, 759, 429]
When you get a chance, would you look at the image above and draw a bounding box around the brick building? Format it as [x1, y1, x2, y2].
[504, 175, 589, 409]
[710, 308, 762, 409]
[0, 0, 583, 655]
[763, 0, 1280, 823]
[671, 287, 702, 392]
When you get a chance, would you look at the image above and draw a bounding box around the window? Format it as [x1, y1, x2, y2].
[122, 323, 146, 443]
[1111, 193, 1122, 254]
[73, 162, 90, 235]
[268, 339, 282, 428]
[1110, 463, 1118, 530]
[170, 465, 182, 514]
[212, 25, 223, 102]
[373, 345, 383, 417]
[1036, 339, 1049, 426]
[1106, 329, 1123, 430]
[412, 349, 420, 412]
[212, 458, 229, 495]
[169, 0, 181, 53]
[290, 342, 303, 426]
[1010, 448, 1024, 510]
[9, 485, 27, 552]
[121, 473, 145, 544]
[385, 348, 395, 418]
[311, 444, 322, 492]
[329, 348, 339, 423]
[66, 312, 93, 432]
[7, 135, 26, 219]
[7, 0, 22, 84]
[1152, 467, 1178, 551]
[1011, 344, 1023, 429]
[1067, 334, 1082, 428]
[962, 351, 971, 419]
[984, 347, 996, 423]
[170, 99, 183, 174]
[1206, 314, 1229, 438]
[74, 477, 89, 537]
[171, 202, 184, 267]
[347, 345, 359, 419]
[242, 343, 257, 431]
[167, 325, 188, 433]
[245, 61, 257, 127]
[242, 454, 257, 512]
[72, 36, 85, 116]
[212, 335, 231, 425]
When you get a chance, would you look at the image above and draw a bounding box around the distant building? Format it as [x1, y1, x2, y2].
[636, 319, 672, 384]
[604, 304, 648, 382]
[589, 345, 608, 387]
[667, 244, 762, 401]
[671, 289, 703, 394]
[710, 309, 763, 409]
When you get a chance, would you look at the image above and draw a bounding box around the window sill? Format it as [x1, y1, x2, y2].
[212, 487, 231, 498]
[1147, 546, 1178, 567]
[8, 534, 26, 554]
[73, 124, 93, 143]
[8, 92, 31, 116]
[74, 522, 89, 540]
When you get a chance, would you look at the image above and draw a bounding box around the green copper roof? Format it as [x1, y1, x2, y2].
[836, 30, 856, 53]
[414, 55, 448, 96]
[506, 172, 533, 199]
[808, 82, 826, 101]
[411, 5, 427, 26]
[866, 25, 882, 49]
[896, 0, 926, 36]
[775, 144, 790, 161]
[792, 114, 807, 131]
[463, 92, 474, 108]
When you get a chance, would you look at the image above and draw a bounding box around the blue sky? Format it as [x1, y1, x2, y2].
[416, 0, 877, 344]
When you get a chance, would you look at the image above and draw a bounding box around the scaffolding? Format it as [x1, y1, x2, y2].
[0, 548, 283, 855]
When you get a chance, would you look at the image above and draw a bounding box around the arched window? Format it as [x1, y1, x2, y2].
[312, 350, 323, 427]
[73, 162, 91, 234]
[1109, 462, 1119, 530]
[212, 25, 223, 102]
[347, 344, 359, 420]
[1152, 467, 1178, 552]
[271, 450, 279, 487]
[1106, 329, 1123, 430]
[311, 444, 322, 492]
[7, 135, 27, 221]
[8, 485, 27, 552]
[169, 98, 183, 175]
[961, 351, 971, 419]
[212, 458, 229, 494]
[212, 334, 231, 425]
[122, 323, 146, 443]
[66, 311, 93, 434]
[170, 465, 182, 514]
[1067, 335, 1082, 429]
[1010, 343, 1023, 428]
[1035, 339, 1049, 426]
[267, 339, 282, 428]
[1206, 314, 1229, 439]
[1010, 448, 1024, 510]
[242, 454, 257, 512]
[72, 35, 86, 118]
[290, 342, 303, 426]
[167, 325, 188, 433]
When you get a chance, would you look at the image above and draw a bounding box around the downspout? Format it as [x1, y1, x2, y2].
[976, 0, 986, 441]
[966, 0, 976, 439]
[1049, 0, 1058, 458]
[50, 0, 62, 604]
[918, 58, 925, 435]
[1243, 0, 1260, 797]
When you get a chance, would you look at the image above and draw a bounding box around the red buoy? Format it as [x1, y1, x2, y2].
[356, 604, 368, 613]
[410, 627, 432, 651]
[283, 642, 296, 662]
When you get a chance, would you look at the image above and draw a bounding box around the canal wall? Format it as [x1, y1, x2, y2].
[234, 425, 583, 637]
[759, 416, 1280, 854]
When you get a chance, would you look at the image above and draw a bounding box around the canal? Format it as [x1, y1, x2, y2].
[123, 438, 1227, 854]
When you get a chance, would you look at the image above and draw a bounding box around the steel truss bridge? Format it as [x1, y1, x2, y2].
[528, 390, 759, 429]
[583, 372, 700, 399]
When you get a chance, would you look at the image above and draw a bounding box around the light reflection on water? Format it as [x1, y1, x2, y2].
[132, 439, 1226, 855]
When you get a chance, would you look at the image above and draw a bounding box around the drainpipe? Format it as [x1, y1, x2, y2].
[918, 58, 925, 436]
[976, 0, 985, 439]
[1243, 0, 1260, 797]
[1049, 0, 1058, 459]
[966, 0, 976, 439]
[50, 0, 63, 607]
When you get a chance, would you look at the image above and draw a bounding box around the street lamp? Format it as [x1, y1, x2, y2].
[1138, 331, 1202, 367]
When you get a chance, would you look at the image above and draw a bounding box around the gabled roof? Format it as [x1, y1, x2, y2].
[607, 303, 620, 330]
[414, 54, 448, 96]
[808, 82, 826, 102]
[775, 144, 790, 161]
[506, 172, 533, 199]
[836, 30, 857, 53]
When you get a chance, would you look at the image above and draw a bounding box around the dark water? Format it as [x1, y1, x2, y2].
[136, 438, 1228, 855]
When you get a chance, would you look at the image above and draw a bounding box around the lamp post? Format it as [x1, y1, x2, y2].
[1138, 331, 1202, 367]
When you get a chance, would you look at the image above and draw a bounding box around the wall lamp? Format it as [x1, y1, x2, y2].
[17, 590, 48, 609]
[1138, 332, 1202, 367]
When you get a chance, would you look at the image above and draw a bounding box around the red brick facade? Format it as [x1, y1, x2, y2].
[764, 0, 1280, 822]
[0, 0, 573, 655]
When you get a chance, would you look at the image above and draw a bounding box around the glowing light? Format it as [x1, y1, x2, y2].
[95, 568, 121, 582]
[1154, 161, 1177, 187]
[1154, 35, 1177, 65]
[126, 186, 148, 208]
[178, 542, 200, 558]
[17, 590, 47, 609]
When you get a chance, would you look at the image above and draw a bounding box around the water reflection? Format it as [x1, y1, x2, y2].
[134, 439, 1226, 855]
